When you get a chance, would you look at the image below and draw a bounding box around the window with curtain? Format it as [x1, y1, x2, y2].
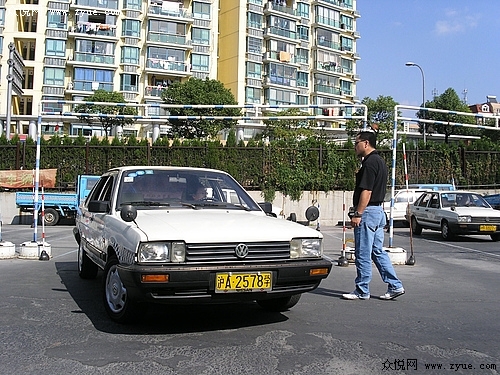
[43, 67, 65, 86]
[122, 19, 140, 37]
[121, 46, 139, 64]
[45, 39, 66, 57]
[191, 54, 209, 71]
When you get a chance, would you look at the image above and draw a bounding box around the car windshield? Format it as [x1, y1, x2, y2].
[116, 168, 261, 211]
[441, 193, 491, 208]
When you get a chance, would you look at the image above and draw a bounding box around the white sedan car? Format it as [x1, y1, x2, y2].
[73, 166, 332, 323]
[408, 191, 500, 241]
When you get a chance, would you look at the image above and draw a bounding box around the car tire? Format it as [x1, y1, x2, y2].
[78, 242, 98, 279]
[441, 220, 454, 240]
[491, 233, 500, 242]
[103, 256, 144, 324]
[256, 294, 301, 312]
[44, 208, 60, 226]
[411, 216, 422, 235]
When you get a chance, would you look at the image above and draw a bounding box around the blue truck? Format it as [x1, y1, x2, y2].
[15, 175, 99, 226]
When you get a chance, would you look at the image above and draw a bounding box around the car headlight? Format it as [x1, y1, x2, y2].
[138, 241, 186, 263]
[457, 216, 472, 223]
[290, 238, 323, 258]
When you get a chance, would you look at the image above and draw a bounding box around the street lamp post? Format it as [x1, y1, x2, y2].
[405, 62, 426, 143]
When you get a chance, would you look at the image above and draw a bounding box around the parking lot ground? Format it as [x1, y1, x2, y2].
[0, 224, 499, 374]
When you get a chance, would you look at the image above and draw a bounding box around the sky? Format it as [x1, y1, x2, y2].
[355, 1, 500, 109]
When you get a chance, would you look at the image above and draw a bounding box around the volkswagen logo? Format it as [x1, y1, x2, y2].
[485, 217, 490, 222]
[235, 243, 249, 259]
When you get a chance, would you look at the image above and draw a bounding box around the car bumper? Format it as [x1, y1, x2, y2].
[449, 223, 500, 235]
[117, 259, 332, 303]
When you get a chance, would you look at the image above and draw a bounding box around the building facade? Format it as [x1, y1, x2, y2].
[0, 0, 359, 140]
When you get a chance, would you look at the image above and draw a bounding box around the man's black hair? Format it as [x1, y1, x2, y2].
[356, 130, 377, 148]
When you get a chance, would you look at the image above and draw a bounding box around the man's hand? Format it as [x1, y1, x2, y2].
[351, 216, 361, 227]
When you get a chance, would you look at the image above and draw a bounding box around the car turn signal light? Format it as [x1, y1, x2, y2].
[310, 268, 330, 276]
[141, 274, 169, 283]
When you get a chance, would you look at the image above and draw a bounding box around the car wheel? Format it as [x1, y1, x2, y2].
[411, 216, 422, 235]
[256, 294, 301, 312]
[43, 208, 60, 226]
[78, 242, 98, 279]
[103, 256, 144, 323]
[491, 233, 500, 242]
[441, 220, 454, 240]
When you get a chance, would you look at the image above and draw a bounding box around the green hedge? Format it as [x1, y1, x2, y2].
[1, 135, 500, 195]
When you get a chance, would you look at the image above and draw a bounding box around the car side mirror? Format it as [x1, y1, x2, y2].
[120, 204, 137, 222]
[305, 206, 320, 222]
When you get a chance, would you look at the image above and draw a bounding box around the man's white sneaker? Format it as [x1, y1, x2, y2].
[342, 290, 370, 300]
[379, 289, 405, 300]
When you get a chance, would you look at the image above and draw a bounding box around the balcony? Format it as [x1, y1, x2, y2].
[145, 85, 167, 98]
[314, 83, 341, 96]
[70, 23, 117, 38]
[148, 4, 193, 23]
[265, 26, 296, 40]
[147, 32, 192, 47]
[71, 80, 114, 92]
[264, 1, 297, 18]
[317, 61, 341, 73]
[146, 57, 190, 75]
[70, 52, 115, 65]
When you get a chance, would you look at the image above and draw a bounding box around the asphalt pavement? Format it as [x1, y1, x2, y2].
[0, 223, 499, 375]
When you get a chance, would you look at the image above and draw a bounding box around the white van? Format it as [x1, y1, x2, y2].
[383, 189, 425, 224]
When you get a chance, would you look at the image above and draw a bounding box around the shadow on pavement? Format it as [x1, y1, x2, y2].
[55, 261, 289, 334]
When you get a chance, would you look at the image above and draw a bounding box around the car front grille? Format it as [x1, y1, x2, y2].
[472, 216, 500, 223]
[185, 241, 290, 264]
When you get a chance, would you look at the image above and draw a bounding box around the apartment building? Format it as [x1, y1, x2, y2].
[0, 0, 359, 140]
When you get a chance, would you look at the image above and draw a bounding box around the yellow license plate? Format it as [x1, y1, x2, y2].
[215, 272, 272, 293]
[480, 225, 497, 231]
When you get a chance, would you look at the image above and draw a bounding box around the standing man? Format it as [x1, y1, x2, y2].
[342, 130, 405, 300]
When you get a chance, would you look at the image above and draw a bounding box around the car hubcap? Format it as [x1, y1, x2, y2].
[106, 265, 126, 313]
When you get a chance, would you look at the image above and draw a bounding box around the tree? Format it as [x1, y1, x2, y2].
[74, 90, 138, 137]
[261, 108, 315, 142]
[417, 88, 478, 143]
[347, 95, 399, 143]
[162, 78, 241, 139]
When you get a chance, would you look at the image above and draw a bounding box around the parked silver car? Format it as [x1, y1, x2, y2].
[408, 191, 500, 241]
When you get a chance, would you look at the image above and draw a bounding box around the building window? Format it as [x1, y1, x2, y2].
[73, 68, 114, 91]
[123, 0, 141, 10]
[122, 19, 140, 37]
[247, 37, 262, 54]
[245, 87, 261, 104]
[192, 28, 210, 45]
[43, 67, 65, 86]
[45, 39, 66, 57]
[42, 96, 63, 113]
[191, 54, 209, 72]
[47, 11, 67, 29]
[192, 2, 211, 19]
[73, 0, 118, 10]
[246, 62, 262, 79]
[266, 88, 296, 106]
[296, 2, 309, 18]
[297, 72, 308, 88]
[247, 12, 262, 28]
[297, 25, 309, 41]
[121, 46, 139, 64]
[120, 74, 138, 92]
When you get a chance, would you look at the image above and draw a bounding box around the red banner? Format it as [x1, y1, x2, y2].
[0, 169, 57, 189]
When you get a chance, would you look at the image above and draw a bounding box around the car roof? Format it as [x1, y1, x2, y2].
[107, 166, 227, 175]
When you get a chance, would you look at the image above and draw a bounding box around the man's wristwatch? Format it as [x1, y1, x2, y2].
[353, 211, 362, 218]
